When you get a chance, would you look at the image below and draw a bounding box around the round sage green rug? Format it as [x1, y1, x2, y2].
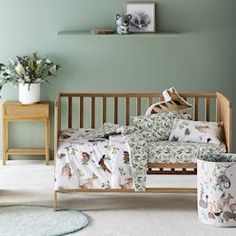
[0, 205, 89, 236]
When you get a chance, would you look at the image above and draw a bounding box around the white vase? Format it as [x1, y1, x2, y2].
[19, 83, 41, 104]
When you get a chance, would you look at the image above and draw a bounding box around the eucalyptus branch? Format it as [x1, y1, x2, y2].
[0, 52, 60, 96]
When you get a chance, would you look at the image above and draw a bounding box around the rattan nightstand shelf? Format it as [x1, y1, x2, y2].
[2, 102, 50, 165]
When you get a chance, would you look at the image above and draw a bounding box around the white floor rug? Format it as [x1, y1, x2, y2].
[0, 160, 235, 236]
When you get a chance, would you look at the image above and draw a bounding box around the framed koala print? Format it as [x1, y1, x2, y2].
[125, 2, 156, 33]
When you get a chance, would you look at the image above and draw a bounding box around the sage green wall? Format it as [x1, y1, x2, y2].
[0, 0, 236, 159]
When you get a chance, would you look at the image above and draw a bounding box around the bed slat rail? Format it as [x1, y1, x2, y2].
[59, 92, 218, 129]
[205, 98, 210, 121]
[137, 97, 141, 116]
[68, 97, 72, 128]
[126, 97, 130, 125]
[55, 91, 231, 154]
[147, 163, 197, 175]
[91, 97, 95, 128]
[114, 97, 118, 124]
[193, 97, 198, 121]
[80, 97, 84, 128]
[103, 97, 107, 124]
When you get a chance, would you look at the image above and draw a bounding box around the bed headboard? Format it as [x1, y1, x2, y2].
[54, 92, 232, 153]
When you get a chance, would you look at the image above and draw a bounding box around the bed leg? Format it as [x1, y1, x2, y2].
[54, 191, 59, 211]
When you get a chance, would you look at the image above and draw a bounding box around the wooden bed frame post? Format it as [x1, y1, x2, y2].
[54, 191, 58, 211]
[216, 92, 232, 152]
[54, 93, 61, 161]
[54, 94, 61, 211]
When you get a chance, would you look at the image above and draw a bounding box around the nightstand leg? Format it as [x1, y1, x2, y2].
[54, 191, 59, 211]
[45, 119, 50, 165]
[3, 119, 8, 165]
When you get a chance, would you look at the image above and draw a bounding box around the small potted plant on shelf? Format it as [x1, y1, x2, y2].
[0, 52, 60, 104]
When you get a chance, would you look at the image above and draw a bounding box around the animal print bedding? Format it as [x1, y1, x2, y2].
[55, 124, 226, 192]
[55, 128, 133, 190]
[148, 141, 226, 164]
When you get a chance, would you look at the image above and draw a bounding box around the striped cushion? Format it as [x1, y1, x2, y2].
[145, 87, 192, 118]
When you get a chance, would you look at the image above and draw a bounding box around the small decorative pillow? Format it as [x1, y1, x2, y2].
[96, 122, 121, 138]
[169, 119, 224, 145]
[145, 87, 192, 119]
[132, 110, 181, 142]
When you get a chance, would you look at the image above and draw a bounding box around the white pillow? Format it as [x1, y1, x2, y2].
[169, 119, 224, 145]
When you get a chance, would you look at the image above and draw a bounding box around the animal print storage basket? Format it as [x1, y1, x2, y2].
[197, 153, 236, 227]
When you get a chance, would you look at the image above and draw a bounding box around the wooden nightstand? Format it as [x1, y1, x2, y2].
[2, 102, 50, 165]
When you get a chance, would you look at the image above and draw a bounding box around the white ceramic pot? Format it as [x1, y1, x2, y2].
[197, 154, 236, 227]
[19, 83, 40, 104]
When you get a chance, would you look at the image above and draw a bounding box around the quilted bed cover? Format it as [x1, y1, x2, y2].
[55, 128, 133, 191]
[55, 127, 225, 192]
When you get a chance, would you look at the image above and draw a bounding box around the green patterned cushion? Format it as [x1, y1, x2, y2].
[148, 141, 226, 163]
[132, 111, 181, 142]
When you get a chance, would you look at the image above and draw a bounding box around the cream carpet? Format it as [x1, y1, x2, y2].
[0, 160, 235, 236]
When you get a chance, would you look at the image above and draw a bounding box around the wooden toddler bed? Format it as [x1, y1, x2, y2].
[54, 92, 232, 210]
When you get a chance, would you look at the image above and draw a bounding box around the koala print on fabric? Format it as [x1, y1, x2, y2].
[169, 119, 224, 145]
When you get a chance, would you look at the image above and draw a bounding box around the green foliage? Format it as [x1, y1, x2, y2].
[0, 52, 60, 96]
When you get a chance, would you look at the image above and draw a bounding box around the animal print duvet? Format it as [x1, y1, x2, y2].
[55, 123, 226, 192]
[55, 128, 133, 190]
